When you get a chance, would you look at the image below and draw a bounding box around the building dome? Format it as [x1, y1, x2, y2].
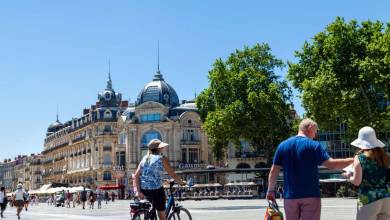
[97, 73, 122, 108]
[47, 116, 63, 136]
[136, 71, 179, 107]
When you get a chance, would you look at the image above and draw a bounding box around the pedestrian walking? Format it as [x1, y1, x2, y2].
[277, 185, 283, 202]
[96, 191, 102, 209]
[66, 190, 72, 208]
[0, 187, 8, 218]
[35, 195, 39, 206]
[72, 192, 78, 208]
[80, 187, 87, 209]
[111, 191, 115, 202]
[89, 191, 95, 209]
[267, 118, 354, 220]
[344, 126, 390, 220]
[104, 191, 109, 204]
[23, 190, 29, 211]
[14, 183, 26, 219]
[50, 194, 54, 206]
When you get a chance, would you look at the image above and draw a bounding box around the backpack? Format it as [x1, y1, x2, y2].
[264, 200, 284, 220]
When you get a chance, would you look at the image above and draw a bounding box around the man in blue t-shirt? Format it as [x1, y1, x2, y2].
[267, 118, 353, 220]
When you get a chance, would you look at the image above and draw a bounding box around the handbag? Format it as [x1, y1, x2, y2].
[264, 200, 284, 220]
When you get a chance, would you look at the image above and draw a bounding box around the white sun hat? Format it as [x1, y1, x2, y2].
[350, 126, 385, 149]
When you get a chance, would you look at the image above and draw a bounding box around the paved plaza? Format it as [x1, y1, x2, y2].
[0, 198, 358, 220]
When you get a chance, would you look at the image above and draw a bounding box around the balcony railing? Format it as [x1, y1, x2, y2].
[103, 146, 112, 151]
[42, 160, 53, 164]
[53, 170, 64, 175]
[31, 161, 42, 165]
[102, 163, 113, 169]
[113, 165, 126, 171]
[181, 140, 201, 145]
[34, 170, 42, 175]
[97, 131, 114, 136]
[234, 152, 264, 158]
[72, 135, 86, 143]
[54, 156, 65, 162]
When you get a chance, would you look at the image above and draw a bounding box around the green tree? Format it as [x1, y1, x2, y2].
[288, 17, 390, 136]
[197, 43, 294, 162]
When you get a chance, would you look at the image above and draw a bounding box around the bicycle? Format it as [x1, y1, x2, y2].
[130, 180, 192, 220]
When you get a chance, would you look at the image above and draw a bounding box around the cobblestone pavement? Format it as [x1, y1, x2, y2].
[0, 198, 357, 220]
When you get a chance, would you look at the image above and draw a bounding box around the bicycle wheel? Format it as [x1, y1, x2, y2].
[167, 207, 192, 220]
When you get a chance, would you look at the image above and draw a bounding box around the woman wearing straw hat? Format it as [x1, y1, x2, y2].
[344, 126, 390, 220]
[134, 139, 186, 220]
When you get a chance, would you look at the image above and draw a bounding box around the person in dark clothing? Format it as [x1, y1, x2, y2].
[0, 187, 8, 218]
[80, 187, 87, 209]
[110, 192, 115, 202]
[104, 191, 109, 204]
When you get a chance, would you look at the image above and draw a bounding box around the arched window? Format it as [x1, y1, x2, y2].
[103, 171, 112, 181]
[141, 130, 162, 157]
[236, 163, 251, 169]
[141, 130, 162, 148]
[104, 110, 112, 119]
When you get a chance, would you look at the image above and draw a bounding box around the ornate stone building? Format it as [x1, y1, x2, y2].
[2, 159, 15, 191]
[28, 154, 43, 191]
[42, 74, 127, 189]
[118, 69, 212, 185]
[40, 66, 213, 191]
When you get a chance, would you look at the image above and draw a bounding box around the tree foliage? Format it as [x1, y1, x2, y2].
[197, 43, 294, 162]
[288, 17, 390, 136]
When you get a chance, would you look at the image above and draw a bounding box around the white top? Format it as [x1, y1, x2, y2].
[14, 189, 25, 201]
[0, 191, 5, 203]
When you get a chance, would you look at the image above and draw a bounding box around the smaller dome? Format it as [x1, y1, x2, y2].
[97, 74, 122, 107]
[47, 119, 63, 134]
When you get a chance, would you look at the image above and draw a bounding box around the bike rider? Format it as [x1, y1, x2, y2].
[134, 139, 186, 220]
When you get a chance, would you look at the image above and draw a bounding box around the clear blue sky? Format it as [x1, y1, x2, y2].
[0, 0, 389, 161]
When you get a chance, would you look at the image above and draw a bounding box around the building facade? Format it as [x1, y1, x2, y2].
[28, 154, 43, 191]
[42, 74, 127, 189]
[2, 159, 14, 191]
[225, 140, 267, 183]
[317, 125, 390, 159]
[0, 163, 3, 188]
[40, 68, 213, 192]
[118, 70, 212, 185]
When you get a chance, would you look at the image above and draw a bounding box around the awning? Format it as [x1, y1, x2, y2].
[98, 184, 124, 190]
[225, 182, 257, 186]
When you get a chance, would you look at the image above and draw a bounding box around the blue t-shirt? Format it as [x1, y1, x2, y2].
[273, 136, 330, 199]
